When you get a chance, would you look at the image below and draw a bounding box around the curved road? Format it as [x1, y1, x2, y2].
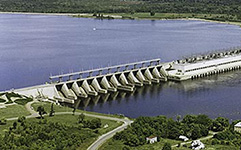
[7, 101, 133, 150]
[87, 117, 133, 150]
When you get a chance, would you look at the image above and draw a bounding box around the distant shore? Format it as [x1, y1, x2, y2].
[1, 11, 240, 27]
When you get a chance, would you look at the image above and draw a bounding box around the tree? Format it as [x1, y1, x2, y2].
[215, 117, 229, 128]
[78, 113, 85, 123]
[182, 115, 197, 124]
[13, 121, 17, 129]
[190, 125, 201, 140]
[18, 116, 26, 123]
[196, 114, 212, 128]
[150, 11, 155, 16]
[49, 103, 55, 117]
[0, 118, 7, 125]
[162, 142, 172, 150]
[72, 108, 76, 115]
[37, 106, 46, 119]
[176, 115, 181, 122]
[90, 118, 102, 129]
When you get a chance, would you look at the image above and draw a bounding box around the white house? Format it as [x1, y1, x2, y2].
[191, 140, 205, 150]
[179, 135, 189, 141]
[146, 136, 157, 144]
[234, 122, 241, 133]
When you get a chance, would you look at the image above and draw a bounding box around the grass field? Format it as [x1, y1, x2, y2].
[32, 101, 126, 119]
[0, 113, 122, 150]
[0, 104, 30, 118]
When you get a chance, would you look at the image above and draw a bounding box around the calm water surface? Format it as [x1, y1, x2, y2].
[0, 14, 241, 119]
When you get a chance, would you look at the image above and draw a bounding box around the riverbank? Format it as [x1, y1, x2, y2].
[1, 12, 240, 27]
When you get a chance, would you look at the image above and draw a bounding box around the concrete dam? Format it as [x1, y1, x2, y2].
[13, 47, 241, 104]
[50, 59, 167, 103]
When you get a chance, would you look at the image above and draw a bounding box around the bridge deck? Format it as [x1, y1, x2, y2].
[49, 58, 160, 80]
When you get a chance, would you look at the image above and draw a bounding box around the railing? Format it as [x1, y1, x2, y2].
[49, 58, 161, 82]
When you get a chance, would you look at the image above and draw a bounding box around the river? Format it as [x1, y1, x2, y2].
[0, 14, 241, 119]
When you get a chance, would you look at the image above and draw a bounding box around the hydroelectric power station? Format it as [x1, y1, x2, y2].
[12, 47, 241, 104]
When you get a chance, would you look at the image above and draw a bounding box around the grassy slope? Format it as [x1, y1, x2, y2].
[31, 101, 126, 119]
[30, 114, 121, 150]
[0, 110, 122, 150]
[0, 105, 30, 118]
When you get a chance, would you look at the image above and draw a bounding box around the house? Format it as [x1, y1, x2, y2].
[234, 122, 241, 133]
[179, 135, 189, 141]
[191, 140, 205, 150]
[146, 136, 157, 144]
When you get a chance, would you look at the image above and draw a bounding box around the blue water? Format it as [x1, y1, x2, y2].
[1, 14, 241, 119]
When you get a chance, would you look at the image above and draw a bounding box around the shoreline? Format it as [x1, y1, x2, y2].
[0, 11, 240, 27]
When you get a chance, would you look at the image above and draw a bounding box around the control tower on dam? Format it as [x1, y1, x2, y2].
[167, 47, 241, 81]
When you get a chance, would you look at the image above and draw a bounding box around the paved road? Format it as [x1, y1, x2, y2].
[6, 101, 133, 150]
[87, 117, 133, 150]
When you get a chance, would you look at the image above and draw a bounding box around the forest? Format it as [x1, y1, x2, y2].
[0, 0, 240, 15]
[112, 115, 241, 148]
[0, 113, 102, 150]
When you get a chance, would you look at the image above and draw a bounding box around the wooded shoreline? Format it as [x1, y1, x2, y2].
[1, 11, 241, 27]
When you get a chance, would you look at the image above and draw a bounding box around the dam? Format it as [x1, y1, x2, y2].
[13, 47, 241, 104]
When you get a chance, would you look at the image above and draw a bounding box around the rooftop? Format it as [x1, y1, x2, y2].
[147, 136, 157, 139]
[234, 122, 241, 127]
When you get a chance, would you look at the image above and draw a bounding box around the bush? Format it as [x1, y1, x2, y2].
[162, 142, 171, 150]
[15, 98, 33, 105]
[83, 118, 102, 129]
[18, 116, 26, 123]
[0, 98, 6, 103]
[211, 139, 219, 145]
[0, 118, 7, 125]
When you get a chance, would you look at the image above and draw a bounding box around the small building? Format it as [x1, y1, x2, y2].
[234, 122, 241, 133]
[179, 135, 189, 141]
[191, 140, 205, 150]
[103, 124, 109, 128]
[146, 136, 157, 144]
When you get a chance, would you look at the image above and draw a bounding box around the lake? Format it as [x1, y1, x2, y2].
[1, 14, 241, 119]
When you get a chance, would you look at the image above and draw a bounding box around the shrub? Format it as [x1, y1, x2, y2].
[162, 142, 171, 150]
[0, 118, 7, 125]
[15, 98, 33, 105]
[18, 116, 26, 123]
[211, 139, 219, 145]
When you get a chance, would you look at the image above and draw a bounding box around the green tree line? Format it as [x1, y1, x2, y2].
[113, 114, 235, 147]
[0, 0, 240, 15]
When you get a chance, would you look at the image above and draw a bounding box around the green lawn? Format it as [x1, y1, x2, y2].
[31, 114, 122, 135]
[29, 114, 121, 150]
[0, 104, 30, 118]
[32, 101, 126, 119]
[0, 113, 122, 150]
